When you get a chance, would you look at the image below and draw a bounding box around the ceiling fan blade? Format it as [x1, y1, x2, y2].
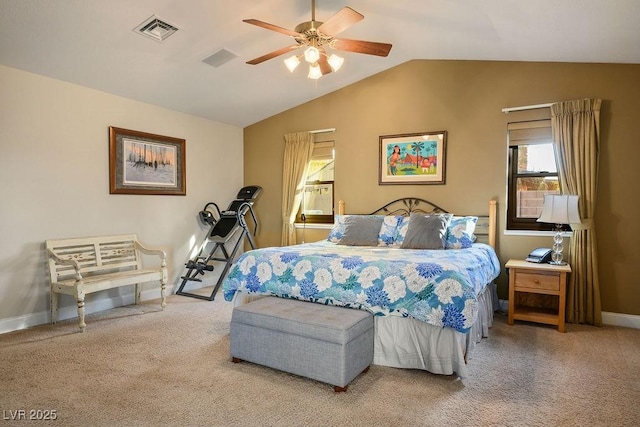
[243, 19, 301, 38]
[332, 38, 392, 57]
[317, 51, 332, 75]
[317, 7, 364, 36]
[246, 45, 299, 65]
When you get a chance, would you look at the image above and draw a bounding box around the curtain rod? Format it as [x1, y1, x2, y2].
[501, 103, 555, 114]
[309, 128, 336, 134]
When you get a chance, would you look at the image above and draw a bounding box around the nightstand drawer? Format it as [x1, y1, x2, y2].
[514, 271, 560, 291]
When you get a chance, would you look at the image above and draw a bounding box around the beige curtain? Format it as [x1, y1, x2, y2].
[551, 99, 602, 325]
[281, 132, 314, 246]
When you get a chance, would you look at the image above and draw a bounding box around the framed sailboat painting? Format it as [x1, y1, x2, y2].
[109, 127, 186, 195]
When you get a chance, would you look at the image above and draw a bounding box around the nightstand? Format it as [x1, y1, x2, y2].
[506, 259, 571, 332]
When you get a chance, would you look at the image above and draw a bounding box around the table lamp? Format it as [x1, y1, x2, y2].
[536, 194, 581, 265]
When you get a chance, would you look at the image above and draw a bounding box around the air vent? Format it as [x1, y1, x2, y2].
[203, 49, 239, 68]
[133, 15, 179, 42]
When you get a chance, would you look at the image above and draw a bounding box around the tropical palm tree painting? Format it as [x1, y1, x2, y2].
[385, 140, 439, 176]
[379, 131, 447, 185]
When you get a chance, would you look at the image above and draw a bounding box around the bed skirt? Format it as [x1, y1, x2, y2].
[373, 282, 496, 378]
[231, 282, 496, 379]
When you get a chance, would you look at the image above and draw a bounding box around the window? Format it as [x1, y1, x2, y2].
[507, 120, 566, 231]
[297, 141, 334, 224]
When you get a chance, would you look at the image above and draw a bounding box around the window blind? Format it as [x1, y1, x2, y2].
[508, 119, 552, 146]
[311, 141, 334, 160]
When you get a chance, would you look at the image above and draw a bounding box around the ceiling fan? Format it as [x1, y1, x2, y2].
[243, 0, 392, 79]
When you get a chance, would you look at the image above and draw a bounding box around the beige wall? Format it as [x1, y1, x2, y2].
[244, 60, 640, 316]
[0, 65, 244, 332]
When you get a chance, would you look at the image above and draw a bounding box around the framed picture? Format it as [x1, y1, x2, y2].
[379, 131, 447, 185]
[109, 127, 186, 195]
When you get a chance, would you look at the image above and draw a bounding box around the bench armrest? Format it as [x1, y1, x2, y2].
[47, 248, 82, 280]
[134, 241, 167, 266]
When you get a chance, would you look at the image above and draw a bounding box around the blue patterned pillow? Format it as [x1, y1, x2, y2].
[393, 216, 411, 247]
[378, 215, 402, 246]
[445, 216, 478, 249]
[327, 215, 347, 243]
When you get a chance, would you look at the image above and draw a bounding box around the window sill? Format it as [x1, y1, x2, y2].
[504, 230, 573, 237]
[294, 223, 333, 230]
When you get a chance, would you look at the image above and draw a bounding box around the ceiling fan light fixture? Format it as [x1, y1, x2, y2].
[243, 1, 392, 82]
[284, 55, 301, 72]
[308, 63, 322, 80]
[304, 46, 320, 63]
[327, 53, 344, 72]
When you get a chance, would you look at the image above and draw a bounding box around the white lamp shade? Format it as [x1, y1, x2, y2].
[307, 63, 322, 80]
[327, 54, 344, 72]
[537, 194, 581, 225]
[284, 55, 300, 72]
[304, 46, 320, 63]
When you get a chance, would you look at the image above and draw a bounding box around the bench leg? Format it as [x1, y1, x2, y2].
[160, 278, 167, 310]
[75, 288, 86, 332]
[334, 366, 369, 393]
[135, 283, 141, 305]
[50, 290, 58, 325]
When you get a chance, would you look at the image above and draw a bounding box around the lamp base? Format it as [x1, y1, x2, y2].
[549, 260, 567, 266]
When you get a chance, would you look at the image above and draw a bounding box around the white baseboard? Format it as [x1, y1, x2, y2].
[601, 311, 640, 329]
[0, 288, 164, 335]
[4, 294, 637, 335]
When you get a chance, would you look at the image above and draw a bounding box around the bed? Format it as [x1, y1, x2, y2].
[222, 198, 500, 378]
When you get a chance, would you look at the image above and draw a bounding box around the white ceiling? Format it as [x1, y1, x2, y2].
[1, 0, 638, 128]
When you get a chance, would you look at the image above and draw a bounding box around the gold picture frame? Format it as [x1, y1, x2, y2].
[109, 127, 186, 195]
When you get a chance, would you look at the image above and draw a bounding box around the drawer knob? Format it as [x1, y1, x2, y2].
[534, 279, 540, 284]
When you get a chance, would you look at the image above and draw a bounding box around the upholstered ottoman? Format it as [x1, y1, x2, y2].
[230, 296, 374, 392]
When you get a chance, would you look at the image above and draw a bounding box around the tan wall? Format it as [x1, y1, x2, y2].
[244, 60, 640, 316]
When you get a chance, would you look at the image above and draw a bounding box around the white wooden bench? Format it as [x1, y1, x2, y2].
[46, 234, 168, 332]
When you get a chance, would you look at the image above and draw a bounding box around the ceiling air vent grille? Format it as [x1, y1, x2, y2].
[203, 49, 238, 68]
[134, 16, 179, 42]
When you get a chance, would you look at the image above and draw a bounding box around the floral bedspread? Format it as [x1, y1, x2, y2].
[222, 241, 500, 333]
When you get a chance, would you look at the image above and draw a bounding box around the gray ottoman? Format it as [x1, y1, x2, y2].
[230, 296, 374, 392]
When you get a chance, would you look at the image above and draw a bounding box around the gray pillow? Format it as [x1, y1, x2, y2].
[337, 216, 384, 246]
[400, 213, 453, 250]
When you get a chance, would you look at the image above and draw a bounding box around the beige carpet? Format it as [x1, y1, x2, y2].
[1, 293, 639, 427]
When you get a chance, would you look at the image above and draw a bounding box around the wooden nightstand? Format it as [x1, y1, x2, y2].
[506, 259, 571, 332]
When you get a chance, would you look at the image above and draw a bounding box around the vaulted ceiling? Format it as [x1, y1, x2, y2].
[1, 0, 638, 127]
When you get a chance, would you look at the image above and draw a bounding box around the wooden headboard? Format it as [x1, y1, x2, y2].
[337, 198, 497, 249]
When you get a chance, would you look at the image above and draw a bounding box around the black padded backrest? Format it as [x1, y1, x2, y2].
[236, 186, 262, 200]
[209, 217, 237, 239]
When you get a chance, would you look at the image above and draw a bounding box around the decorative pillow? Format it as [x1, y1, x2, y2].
[327, 215, 346, 243]
[377, 215, 402, 246]
[337, 215, 384, 246]
[445, 216, 478, 249]
[400, 213, 453, 250]
[393, 216, 411, 247]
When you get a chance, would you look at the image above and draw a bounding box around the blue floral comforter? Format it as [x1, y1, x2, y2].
[222, 241, 500, 333]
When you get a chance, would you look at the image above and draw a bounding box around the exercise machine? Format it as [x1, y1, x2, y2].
[176, 185, 261, 301]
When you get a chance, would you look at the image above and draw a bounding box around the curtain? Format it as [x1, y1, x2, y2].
[281, 132, 314, 246]
[551, 99, 602, 325]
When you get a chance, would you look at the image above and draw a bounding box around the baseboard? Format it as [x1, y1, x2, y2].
[0, 288, 163, 335]
[601, 311, 640, 329]
[4, 295, 636, 335]
[497, 299, 639, 329]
